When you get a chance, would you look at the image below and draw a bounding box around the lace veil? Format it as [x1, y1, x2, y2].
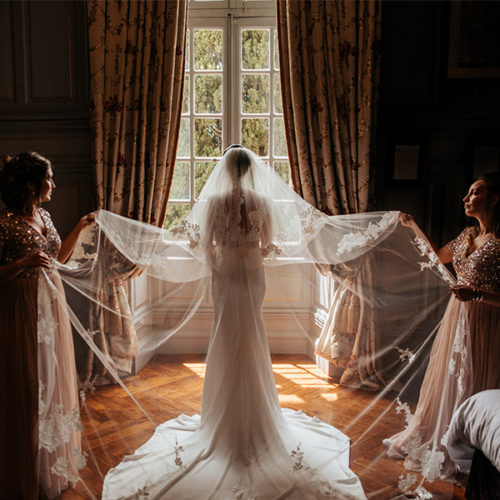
[41, 146, 458, 497]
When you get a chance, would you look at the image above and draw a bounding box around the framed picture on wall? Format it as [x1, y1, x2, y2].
[448, 1, 500, 78]
[388, 136, 425, 185]
[392, 144, 421, 181]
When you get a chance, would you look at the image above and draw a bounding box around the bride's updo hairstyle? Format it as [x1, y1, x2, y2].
[223, 144, 251, 180]
[0, 152, 51, 213]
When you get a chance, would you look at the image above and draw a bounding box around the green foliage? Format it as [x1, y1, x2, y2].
[178, 118, 190, 157]
[195, 75, 222, 114]
[273, 75, 282, 114]
[195, 161, 216, 197]
[241, 30, 269, 69]
[163, 203, 191, 230]
[273, 161, 291, 186]
[195, 118, 222, 157]
[182, 76, 189, 114]
[241, 118, 268, 156]
[273, 118, 287, 157]
[194, 29, 222, 70]
[242, 75, 269, 114]
[170, 161, 189, 200]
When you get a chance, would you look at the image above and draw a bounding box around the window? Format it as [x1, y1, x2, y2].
[164, 0, 290, 229]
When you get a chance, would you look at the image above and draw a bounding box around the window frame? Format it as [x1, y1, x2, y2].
[166, 0, 286, 228]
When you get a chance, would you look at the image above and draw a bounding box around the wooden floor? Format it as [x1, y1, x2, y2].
[63, 354, 466, 499]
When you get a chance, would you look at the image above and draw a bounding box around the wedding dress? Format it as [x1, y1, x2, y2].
[46, 147, 456, 497]
[101, 152, 366, 499]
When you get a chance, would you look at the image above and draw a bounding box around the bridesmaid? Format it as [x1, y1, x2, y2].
[0, 152, 94, 499]
[385, 173, 500, 478]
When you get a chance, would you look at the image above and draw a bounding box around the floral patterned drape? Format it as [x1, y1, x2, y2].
[277, 0, 381, 215]
[277, 0, 383, 387]
[84, 0, 187, 384]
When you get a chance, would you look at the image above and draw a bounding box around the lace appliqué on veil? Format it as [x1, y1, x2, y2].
[39, 405, 84, 453]
[413, 236, 454, 285]
[38, 277, 58, 345]
[298, 205, 326, 236]
[51, 447, 87, 487]
[337, 212, 397, 255]
[448, 306, 468, 397]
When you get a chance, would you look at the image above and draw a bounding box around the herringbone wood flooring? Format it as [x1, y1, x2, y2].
[62, 354, 466, 499]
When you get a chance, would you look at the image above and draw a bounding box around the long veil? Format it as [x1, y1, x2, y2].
[40, 147, 459, 498]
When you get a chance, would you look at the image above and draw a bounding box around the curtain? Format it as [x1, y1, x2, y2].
[277, 0, 381, 215]
[84, 0, 187, 385]
[277, 0, 383, 387]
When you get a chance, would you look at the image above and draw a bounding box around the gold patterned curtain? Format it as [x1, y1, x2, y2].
[277, 0, 381, 215]
[277, 0, 383, 388]
[83, 0, 187, 385]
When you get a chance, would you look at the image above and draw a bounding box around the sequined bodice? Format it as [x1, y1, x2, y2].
[0, 208, 61, 278]
[449, 226, 500, 292]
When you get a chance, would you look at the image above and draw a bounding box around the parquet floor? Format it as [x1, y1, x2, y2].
[63, 354, 466, 499]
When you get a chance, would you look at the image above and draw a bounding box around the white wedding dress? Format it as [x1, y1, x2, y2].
[102, 182, 366, 499]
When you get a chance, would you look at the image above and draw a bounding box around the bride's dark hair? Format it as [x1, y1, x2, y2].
[0, 152, 51, 213]
[224, 145, 251, 179]
[478, 171, 500, 237]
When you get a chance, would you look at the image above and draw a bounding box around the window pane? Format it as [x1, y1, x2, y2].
[273, 118, 287, 157]
[194, 30, 222, 70]
[241, 118, 268, 157]
[274, 29, 279, 70]
[195, 74, 222, 114]
[195, 118, 222, 157]
[185, 31, 190, 70]
[170, 161, 190, 200]
[273, 75, 282, 114]
[241, 74, 269, 114]
[241, 29, 269, 70]
[273, 161, 291, 186]
[195, 160, 216, 197]
[164, 203, 191, 231]
[178, 118, 190, 157]
[182, 75, 190, 114]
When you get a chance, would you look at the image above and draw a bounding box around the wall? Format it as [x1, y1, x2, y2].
[0, 1, 93, 237]
[376, 1, 500, 246]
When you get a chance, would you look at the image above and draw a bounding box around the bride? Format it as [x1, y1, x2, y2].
[101, 146, 367, 499]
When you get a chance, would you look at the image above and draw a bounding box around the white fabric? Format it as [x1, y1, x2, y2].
[44, 147, 458, 497]
[446, 389, 500, 473]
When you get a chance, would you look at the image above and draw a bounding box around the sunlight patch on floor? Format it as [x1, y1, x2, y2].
[273, 363, 332, 388]
[278, 394, 305, 404]
[183, 363, 206, 377]
[319, 392, 338, 402]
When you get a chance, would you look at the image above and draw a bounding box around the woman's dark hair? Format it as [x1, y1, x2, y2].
[224, 145, 251, 179]
[478, 171, 500, 237]
[0, 152, 51, 213]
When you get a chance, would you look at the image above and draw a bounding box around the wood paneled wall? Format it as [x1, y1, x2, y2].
[0, 0, 93, 237]
[376, 1, 500, 246]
